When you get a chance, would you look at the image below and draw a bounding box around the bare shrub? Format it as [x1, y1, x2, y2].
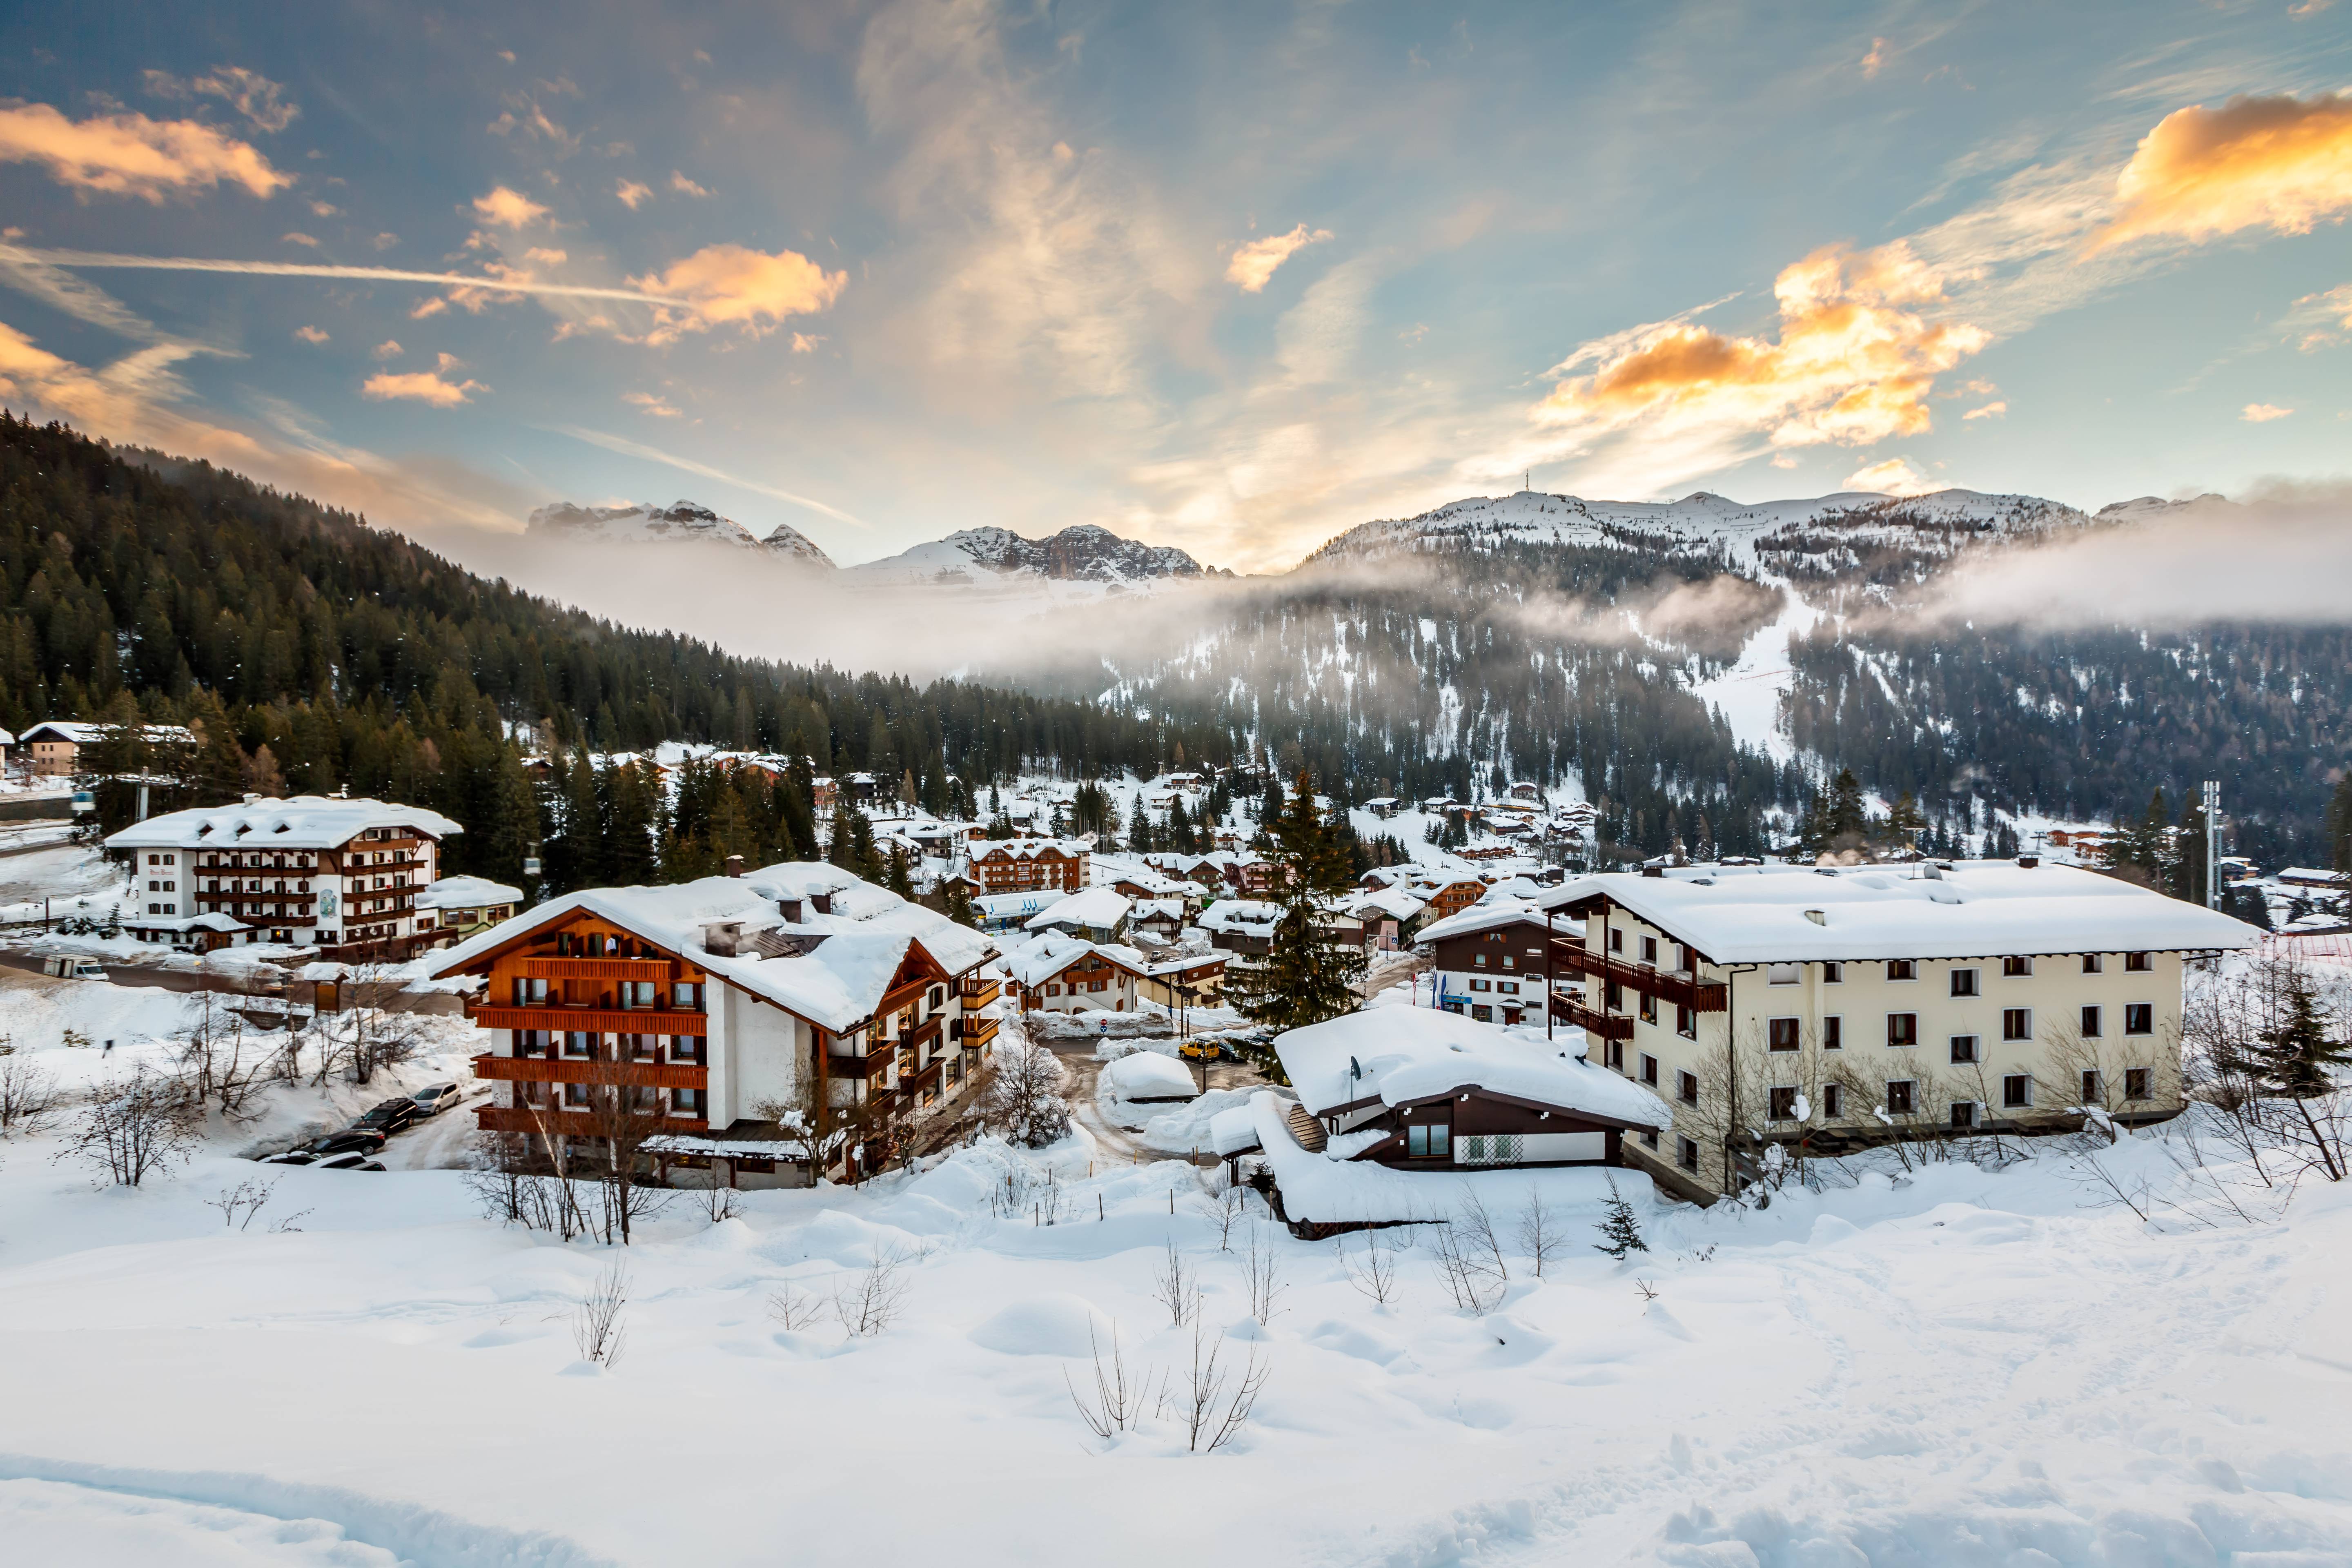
[834, 1246, 916, 1336]
[1152, 1236, 1200, 1327]
[1067, 1324, 1152, 1442]
[55, 1067, 193, 1187]
[1213, 1181, 1246, 1250]
[206, 1177, 276, 1230]
[0, 1047, 60, 1135]
[1239, 1228, 1287, 1325]
[1431, 1217, 1506, 1314]
[983, 1040, 1071, 1148]
[1176, 1321, 1269, 1454]
[1457, 1186, 1509, 1283]
[765, 1284, 826, 1331]
[1516, 1186, 1565, 1278]
[1339, 1232, 1399, 1306]
[572, 1260, 630, 1368]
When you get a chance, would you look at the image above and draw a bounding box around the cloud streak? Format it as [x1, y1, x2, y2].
[546, 424, 867, 528]
[0, 243, 688, 307]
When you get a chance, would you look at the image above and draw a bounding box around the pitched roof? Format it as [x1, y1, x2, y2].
[105, 795, 463, 851]
[1024, 886, 1132, 931]
[1275, 1004, 1671, 1127]
[415, 874, 523, 910]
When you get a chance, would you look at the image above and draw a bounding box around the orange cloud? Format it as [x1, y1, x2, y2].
[1227, 223, 1332, 292]
[0, 102, 290, 200]
[1536, 241, 1989, 450]
[362, 369, 482, 407]
[627, 243, 847, 340]
[292, 325, 328, 344]
[1962, 400, 2007, 419]
[2087, 91, 2352, 253]
[616, 178, 651, 209]
[1846, 455, 1937, 494]
[472, 186, 550, 228]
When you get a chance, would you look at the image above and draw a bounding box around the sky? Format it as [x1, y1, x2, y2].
[0, 1, 2348, 574]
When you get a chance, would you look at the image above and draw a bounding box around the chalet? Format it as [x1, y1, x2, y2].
[966, 836, 1091, 895]
[424, 861, 998, 1186]
[973, 889, 1068, 933]
[1534, 860, 2257, 1199]
[1509, 782, 1542, 802]
[1362, 797, 1400, 820]
[1129, 898, 1187, 942]
[1415, 902, 1554, 1025]
[106, 795, 462, 952]
[1343, 883, 1429, 953]
[1414, 873, 1489, 923]
[1136, 951, 1228, 1009]
[414, 874, 523, 945]
[1004, 931, 1146, 1012]
[21, 719, 198, 777]
[1228, 1008, 1672, 1237]
[1198, 899, 1283, 954]
[1022, 886, 1132, 942]
[2276, 867, 2347, 891]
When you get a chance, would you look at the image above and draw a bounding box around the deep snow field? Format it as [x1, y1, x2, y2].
[0, 1038, 2348, 1567]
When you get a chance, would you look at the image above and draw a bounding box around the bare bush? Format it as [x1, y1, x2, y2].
[174, 990, 266, 1121]
[1339, 1232, 1399, 1306]
[765, 1284, 826, 1331]
[572, 1260, 630, 1368]
[1176, 1321, 1268, 1454]
[1152, 1236, 1200, 1327]
[1457, 1187, 1509, 1283]
[1516, 1187, 1565, 1278]
[54, 1067, 193, 1187]
[1213, 1181, 1246, 1250]
[206, 1177, 276, 1231]
[1068, 1323, 1152, 1442]
[834, 1246, 916, 1336]
[0, 1047, 60, 1135]
[1239, 1228, 1287, 1325]
[313, 964, 429, 1087]
[1431, 1214, 1507, 1314]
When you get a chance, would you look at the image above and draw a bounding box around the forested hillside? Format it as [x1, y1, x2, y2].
[0, 415, 1232, 885]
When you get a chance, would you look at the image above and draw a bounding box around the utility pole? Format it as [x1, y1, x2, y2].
[2203, 779, 2221, 910]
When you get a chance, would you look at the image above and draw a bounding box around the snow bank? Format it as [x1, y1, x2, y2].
[1099, 1051, 1197, 1101]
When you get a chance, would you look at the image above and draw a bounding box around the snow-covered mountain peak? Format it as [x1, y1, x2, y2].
[524, 499, 838, 568]
[848, 522, 1212, 587]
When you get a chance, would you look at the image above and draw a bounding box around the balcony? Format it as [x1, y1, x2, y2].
[516, 957, 677, 982]
[902, 1057, 944, 1096]
[958, 1014, 1000, 1047]
[1549, 940, 1728, 1011]
[960, 977, 1002, 1007]
[1550, 992, 1633, 1040]
[475, 1105, 708, 1136]
[469, 1004, 708, 1035]
[474, 1054, 708, 1089]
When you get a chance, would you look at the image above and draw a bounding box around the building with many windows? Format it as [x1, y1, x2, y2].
[105, 794, 461, 951]
[964, 836, 1091, 894]
[1531, 860, 2257, 1200]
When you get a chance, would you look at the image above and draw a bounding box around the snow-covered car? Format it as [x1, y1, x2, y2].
[408, 1082, 464, 1116]
[314, 1152, 385, 1172]
[296, 1127, 387, 1158]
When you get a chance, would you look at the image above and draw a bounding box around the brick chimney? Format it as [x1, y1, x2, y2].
[725, 855, 746, 878]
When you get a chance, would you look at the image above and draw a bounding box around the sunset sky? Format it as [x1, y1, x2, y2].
[2, 1, 2348, 571]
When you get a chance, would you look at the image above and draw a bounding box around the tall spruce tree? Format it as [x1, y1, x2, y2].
[1226, 771, 1365, 1074]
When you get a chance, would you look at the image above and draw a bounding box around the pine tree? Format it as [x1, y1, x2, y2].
[1226, 771, 1365, 1068]
[1883, 791, 1925, 850]
[2251, 966, 2349, 1180]
[1592, 1178, 1648, 1258]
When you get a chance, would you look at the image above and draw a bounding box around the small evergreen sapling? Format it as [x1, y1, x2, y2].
[1592, 1178, 1648, 1259]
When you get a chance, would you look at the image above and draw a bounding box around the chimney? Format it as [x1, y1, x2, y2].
[700, 920, 744, 957]
[2016, 855, 2039, 869]
[777, 896, 805, 923]
[243, 792, 261, 806]
[725, 855, 746, 878]
[811, 892, 833, 915]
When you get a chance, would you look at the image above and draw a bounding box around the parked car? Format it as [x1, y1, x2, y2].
[352, 1098, 421, 1136]
[39, 957, 107, 981]
[409, 1082, 464, 1116]
[314, 1152, 385, 1171]
[258, 1149, 317, 1166]
[301, 1127, 388, 1158]
[1178, 1039, 1234, 1062]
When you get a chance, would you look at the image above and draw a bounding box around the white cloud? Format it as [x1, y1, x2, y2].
[1227, 223, 1332, 292]
[471, 186, 550, 228]
[0, 102, 290, 200]
[1962, 400, 2007, 419]
[669, 171, 713, 198]
[2241, 402, 2294, 421]
[371, 339, 401, 359]
[292, 325, 328, 344]
[362, 369, 483, 406]
[1844, 455, 1938, 494]
[616, 179, 652, 209]
[140, 66, 299, 133]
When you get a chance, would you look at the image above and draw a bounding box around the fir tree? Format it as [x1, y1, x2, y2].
[1226, 771, 1366, 1069]
[1592, 1178, 1648, 1258]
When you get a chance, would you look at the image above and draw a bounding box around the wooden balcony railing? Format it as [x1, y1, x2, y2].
[468, 1004, 708, 1035]
[473, 1054, 708, 1089]
[960, 978, 1002, 1006]
[958, 1015, 999, 1046]
[516, 957, 677, 982]
[1549, 941, 1728, 1011]
[1550, 992, 1633, 1040]
[475, 1104, 708, 1136]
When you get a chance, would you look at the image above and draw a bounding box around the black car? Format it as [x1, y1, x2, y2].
[352, 1099, 421, 1136]
[303, 1126, 388, 1158]
[314, 1152, 387, 1172]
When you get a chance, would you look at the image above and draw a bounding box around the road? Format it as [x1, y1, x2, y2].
[1029, 1016, 1267, 1167]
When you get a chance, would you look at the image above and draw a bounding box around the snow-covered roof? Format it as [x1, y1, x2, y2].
[1346, 885, 1428, 923]
[1536, 862, 2259, 963]
[975, 890, 1066, 921]
[1101, 1051, 1198, 1100]
[415, 874, 523, 911]
[1197, 899, 1283, 935]
[105, 795, 463, 851]
[425, 870, 990, 1033]
[969, 837, 1089, 863]
[1276, 1006, 1673, 1128]
[1208, 1103, 1263, 1157]
[1000, 930, 1151, 987]
[125, 910, 247, 933]
[1414, 899, 1546, 945]
[21, 721, 198, 746]
[1024, 886, 1131, 931]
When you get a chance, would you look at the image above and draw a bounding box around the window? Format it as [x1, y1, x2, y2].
[628, 1034, 659, 1060]
[1677, 1136, 1700, 1172]
[1605, 980, 1624, 1012]
[1822, 1082, 1844, 1118]
[1608, 927, 1624, 953]
[1468, 977, 1490, 991]
[1887, 1012, 1919, 1048]
[1767, 963, 1800, 985]
[1950, 968, 1979, 998]
[1768, 1017, 1801, 1051]
[2082, 953, 2105, 974]
[1823, 1015, 1844, 1050]
[1046, 983, 1062, 996]
[512, 977, 549, 1006]
[668, 1037, 702, 1065]
[1949, 1101, 1978, 1130]
[1949, 1035, 1978, 1065]
[620, 981, 656, 1010]
[1496, 981, 1519, 996]
[2081, 1069, 2103, 1104]
[2003, 955, 2034, 978]
[671, 1087, 704, 1117]
[1676, 1005, 1695, 1040]
[2080, 1005, 2103, 1038]
[1639, 1053, 1659, 1087]
[2125, 1067, 2153, 1101]
[1822, 962, 1844, 984]
[1473, 953, 1487, 967]
[1885, 1079, 1915, 1116]
[672, 981, 703, 1009]
[1460, 1133, 1523, 1167]
[1641, 1129, 1660, 1150]
[629, 1085, 660, 1114]
[2125, 952, 2153, 973]
[564, 1031, 594, 1058]
[1472, 1004, 1493, 1022]
[1677, 1070, 1699, 1106]
[2124, 1003, 2153, 1036]
[2003, 1008, 2033, 1042]
[1768, 1085, 1800, 1121]
[1605, 1040, 1624, 1070]
[1406, 1121, 1451, 1159]
[1639, 935, 1658, 966]
[1639, 992, 1658, 1025]
[2002, 1074, 2033, 1109]
[1886, 960, 1917, 982]
[563, 1082, 592, 1108]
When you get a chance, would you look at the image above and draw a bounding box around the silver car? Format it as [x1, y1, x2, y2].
[409, 1082, 464, 1116]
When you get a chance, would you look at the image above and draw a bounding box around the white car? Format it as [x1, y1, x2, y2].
[409, 1082, 465, 1116]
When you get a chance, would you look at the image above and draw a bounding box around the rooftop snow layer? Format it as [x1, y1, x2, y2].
[1024, 887, 1131, 931]
[1537, 861, 2259, 964]
[415, 874, 522, 910]
[106, 795, 463, 850]
[1277, 1007, 1673, 1127]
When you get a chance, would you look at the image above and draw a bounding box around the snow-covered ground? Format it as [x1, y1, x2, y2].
[0, 1042, 2346, 1565]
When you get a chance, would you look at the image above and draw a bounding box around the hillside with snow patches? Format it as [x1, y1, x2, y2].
[526, 500, 839, 568]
